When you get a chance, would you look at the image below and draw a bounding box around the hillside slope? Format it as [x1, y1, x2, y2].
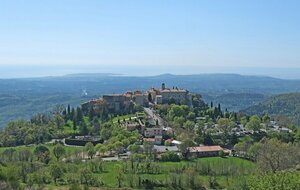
[242, 93, 300, 119]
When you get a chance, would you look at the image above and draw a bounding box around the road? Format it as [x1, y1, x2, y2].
[144, 107, 166, 127]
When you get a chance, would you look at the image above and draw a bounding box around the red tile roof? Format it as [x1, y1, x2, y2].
[188, 146, 223, 153]
[143, 138, 155, 142]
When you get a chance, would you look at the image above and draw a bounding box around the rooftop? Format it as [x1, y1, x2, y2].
[188, 146, 223, 153]
[161, 89, 187, 92]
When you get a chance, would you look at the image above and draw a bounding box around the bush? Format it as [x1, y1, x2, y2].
[161, 152, 180, 162]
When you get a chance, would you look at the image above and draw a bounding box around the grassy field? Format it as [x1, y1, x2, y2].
[96, 157, 256, 188]
[0, 142, 256, 189]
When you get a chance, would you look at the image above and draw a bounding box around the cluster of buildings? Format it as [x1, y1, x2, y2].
[148, 83, 192, 106]
[82, 83, 234, 159]
[81, 83, 192, 115]
[199, 119, 293, 137]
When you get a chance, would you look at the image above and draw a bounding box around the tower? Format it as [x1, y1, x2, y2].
[161, 83, 166, 90]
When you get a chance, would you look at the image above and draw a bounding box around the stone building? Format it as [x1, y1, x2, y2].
[149, 83, 192, 107]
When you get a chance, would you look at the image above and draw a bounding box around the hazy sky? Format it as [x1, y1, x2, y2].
[0, 0, 299, 78]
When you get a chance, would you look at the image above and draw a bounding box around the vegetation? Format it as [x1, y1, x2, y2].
[0, 88, 299, 189]
[243, 92, 300, 125]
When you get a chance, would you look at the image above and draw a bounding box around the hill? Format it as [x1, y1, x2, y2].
[1, 73, 300, 128]
[242, 93, 300, 122]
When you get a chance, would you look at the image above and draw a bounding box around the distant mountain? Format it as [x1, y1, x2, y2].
[1, 73, 300, 128]
[242, 93, 300, 120]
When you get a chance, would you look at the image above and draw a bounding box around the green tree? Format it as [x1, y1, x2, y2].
[85, 142, 95, 159]
[187, 112, 196, 121]
[50, 164, 64, 184]
[246, 115, 261, 131]
[34, 145, 51, 164]
[53, 144, 66, 161]
[96, 144, 107, 156]
[76, 107, 84, 122]
[183, 120, 195, 132]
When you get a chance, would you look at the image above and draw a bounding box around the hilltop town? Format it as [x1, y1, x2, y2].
[81, 83, 192, 114]
[75, 83, 294, 160]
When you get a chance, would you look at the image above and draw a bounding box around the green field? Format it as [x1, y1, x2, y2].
[0, 143, 256, 189]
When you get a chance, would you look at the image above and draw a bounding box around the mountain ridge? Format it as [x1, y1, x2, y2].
[1, 73, 300, 128]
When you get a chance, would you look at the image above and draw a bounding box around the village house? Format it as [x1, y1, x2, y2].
[144, 128, 164, 137]
[187, 145, 227, 158]
[143, 135, 162, 145]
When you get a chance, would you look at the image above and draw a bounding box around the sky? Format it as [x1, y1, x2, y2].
[0, 0, 299, 79]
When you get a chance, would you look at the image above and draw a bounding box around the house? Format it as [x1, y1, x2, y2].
[279, 127, 291, 133]
[188, 145, 225, 158]
[144, 128, 163, 137]
[122, 122, 140, 132]
[171, 140, 182, 145]
[143, 136, 162, 145]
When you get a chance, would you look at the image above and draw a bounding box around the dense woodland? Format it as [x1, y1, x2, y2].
[243, 92, 300, 125]
[0, 93, 299, 189]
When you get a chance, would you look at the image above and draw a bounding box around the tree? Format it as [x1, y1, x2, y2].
[262, 113, 270, 124]
[53, 144, 66, 161]
[73, 120, 77, 132]
[217, 118, 230, 133]
[100, 127, 111, 140]
[80, 121, 89, 135]
[24, 134, 34, 145]
[203, 133, 214, 145]
[229, 133, 238, 146]
[148, 93, 152, 102]
[256, 138, 300, 173]
[218, 150, 225, 158]
[85, 142, 95, 159]
[114, 141, 124, 155]
[240, 116, 248, 126]
[50, 164, 64, 184]
[96, 144, 107, 156]
[116, 165, 124, 188]
[183, 121, 195, 132]
[67, 104, 71, 116]
[76, 107, 84, 122]
[161, 152, 180, 162]
[179, 139, 194, 159]
[187, 112, 196, 121]
[70, 107, 75, 121]
[34, 145, 51, 164]
[246, 115, 261, 131]
[128, 144, 141, 153]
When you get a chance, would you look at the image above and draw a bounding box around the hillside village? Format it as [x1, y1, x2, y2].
[77, 83, 294, 160]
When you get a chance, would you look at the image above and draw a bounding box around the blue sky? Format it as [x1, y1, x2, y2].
[0, 0, 299, 78]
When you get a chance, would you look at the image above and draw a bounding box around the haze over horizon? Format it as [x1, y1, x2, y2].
[1, 64, 300, 80]
[0, 0, 299, 79]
